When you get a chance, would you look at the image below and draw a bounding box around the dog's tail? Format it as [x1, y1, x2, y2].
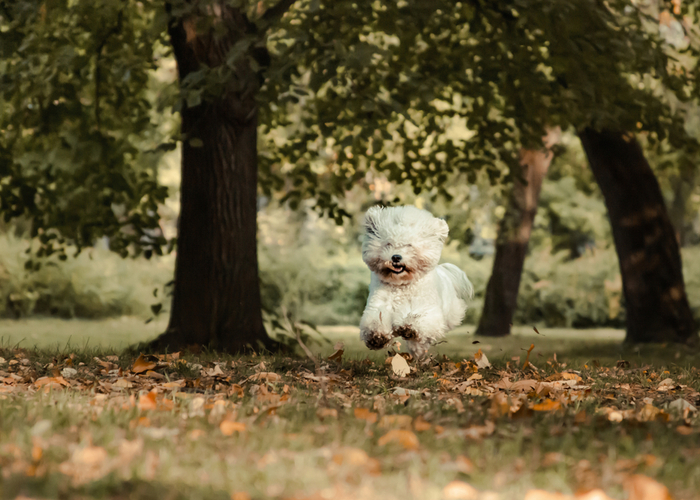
[438, 263, 474, 301]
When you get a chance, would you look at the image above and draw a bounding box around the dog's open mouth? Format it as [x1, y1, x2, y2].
[389, 263, 406, 274]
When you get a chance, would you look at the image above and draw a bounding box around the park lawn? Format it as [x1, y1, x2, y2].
[0, 323, 699, 500]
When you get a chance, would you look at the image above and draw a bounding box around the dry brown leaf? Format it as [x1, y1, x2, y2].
[145, 370, 165, 380]
[316, 408, 338, 420]
[231, 492, 252, 500]
[532, 399, 562, 412]
[220, 420, 246, 435]
[162, 380, 186, 390]
[378, 414, 413, 429]
[676, 425, 694, 435]
[138, 391, 158, 411]
[154, 352, 180, 362]
[251, 372, 281, 382]
[354, 407, 378, 424]
[495, 379, 537, 392]
[575, 489, 615, 500]
[132, 354, 157, 374]
[413, 415, 432, 432]
[391, 354, 410, 377]
[377, 429, 419, 450]
[443, 480, 479, 499]
[34, 376, 69, 388]
[523, 491, 571, 500]
[328, 341, 345, 362]
[474, 349, 491, 369]
[114, 378, 133, 388]
[453, 455, 475, 474]
[331, 447, 381, 475]
[625, 475, 672, 500]
[461, 420, 495, 440]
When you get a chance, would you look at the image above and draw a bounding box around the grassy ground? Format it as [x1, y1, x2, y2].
[0, 320, 699, 499]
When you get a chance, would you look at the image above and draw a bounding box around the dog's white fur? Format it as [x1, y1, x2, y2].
[359, 205, 473, 357]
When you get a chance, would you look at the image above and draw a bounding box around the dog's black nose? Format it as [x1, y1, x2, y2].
[391, 254, 402, 263]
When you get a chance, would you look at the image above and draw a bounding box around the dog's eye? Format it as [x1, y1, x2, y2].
[385, 243, 392, 248]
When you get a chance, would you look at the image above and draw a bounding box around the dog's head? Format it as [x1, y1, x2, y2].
[361, 205, 449, 285]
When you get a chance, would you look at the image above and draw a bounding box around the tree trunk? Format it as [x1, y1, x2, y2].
[579, 128, 696, 344]
[150, 5, 276, 352]
[476, 131, 558, 337]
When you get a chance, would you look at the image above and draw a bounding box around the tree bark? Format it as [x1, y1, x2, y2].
[579, 128, 697, 344]
[150, 4, 276, 352]
[476, 131, 558, 337]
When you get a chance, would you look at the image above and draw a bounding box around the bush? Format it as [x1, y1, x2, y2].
[0, 235, 173, 319]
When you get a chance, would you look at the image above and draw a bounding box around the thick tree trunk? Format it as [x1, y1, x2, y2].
[579, 128, 696, 344]
[476, 131, 558, 337]
[150, 5, 276, 352]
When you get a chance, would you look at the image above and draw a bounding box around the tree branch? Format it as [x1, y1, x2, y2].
[94, 11, 123, 130]
[261, 0, 297, 24]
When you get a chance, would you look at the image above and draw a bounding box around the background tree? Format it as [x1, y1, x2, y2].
[271, 0, 700, 343]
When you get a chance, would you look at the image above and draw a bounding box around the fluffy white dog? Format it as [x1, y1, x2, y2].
[359, 205, 473, 357]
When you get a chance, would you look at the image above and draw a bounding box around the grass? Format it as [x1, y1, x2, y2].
[0, 321, 699, 499]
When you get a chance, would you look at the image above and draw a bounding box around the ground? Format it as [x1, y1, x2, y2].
[0, 319, 698, 500]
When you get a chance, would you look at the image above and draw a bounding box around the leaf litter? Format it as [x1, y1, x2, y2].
[0, 344, 698, 499]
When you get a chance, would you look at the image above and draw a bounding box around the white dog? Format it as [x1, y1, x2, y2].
[359, 205, 473, 357]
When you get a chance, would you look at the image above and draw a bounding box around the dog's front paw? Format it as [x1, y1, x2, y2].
[392, 324, 418, 340]
[363, 331, 392, 350]
[392, 313, 421, 340]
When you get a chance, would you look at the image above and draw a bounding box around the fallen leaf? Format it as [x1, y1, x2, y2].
[328, 341, 345, 362]
[34, 377, 69, 388]
[495, 379, 537, 392]
[523, 491, 570, 500]
[656, 378, 675, 391]
[532, 399, 562, 412]
[443, 480, 479, 499]
[132, 354, 157, 374]
[413, 415, 432, 432]
[624, 474, 672, 500]
[316, 408, 338, 420]
[474, 349, 491, 369]
[332, 447, 381, 475]
[391, 354, 410, 377]
[453, 455, 475, 474]
[378, 415, 413, 429]
[461, 420, 495, 440]
[377, 429, 419, 450]
[251, 372, 281, 382]
[162, 380, 186, 390]
[668, 398, 697, 413]
[114, 378, 133, 388]
[138, 391, 158, 411]
[207, 364, 225, 377]
[354, 408, 378, 424]
[220, 420, 246, 435]
[231, 492, 252, 500]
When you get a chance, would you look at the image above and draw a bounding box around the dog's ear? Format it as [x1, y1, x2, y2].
[363, 206, 383, 238]
[435, 218, 449, 243]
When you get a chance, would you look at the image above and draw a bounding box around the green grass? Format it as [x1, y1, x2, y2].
[0, 320, 699, 499]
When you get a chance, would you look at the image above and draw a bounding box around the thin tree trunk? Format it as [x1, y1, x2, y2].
[579, 128, 696, 344]
[150, 4, 276, 352]
[476, 131, 559, 337]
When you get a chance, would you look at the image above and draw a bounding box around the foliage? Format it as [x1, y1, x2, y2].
[0, 343, 699, 498]
[0, 1, 172, 259]
[0, 235, 173, 319]
[261, 0, 700, 218]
